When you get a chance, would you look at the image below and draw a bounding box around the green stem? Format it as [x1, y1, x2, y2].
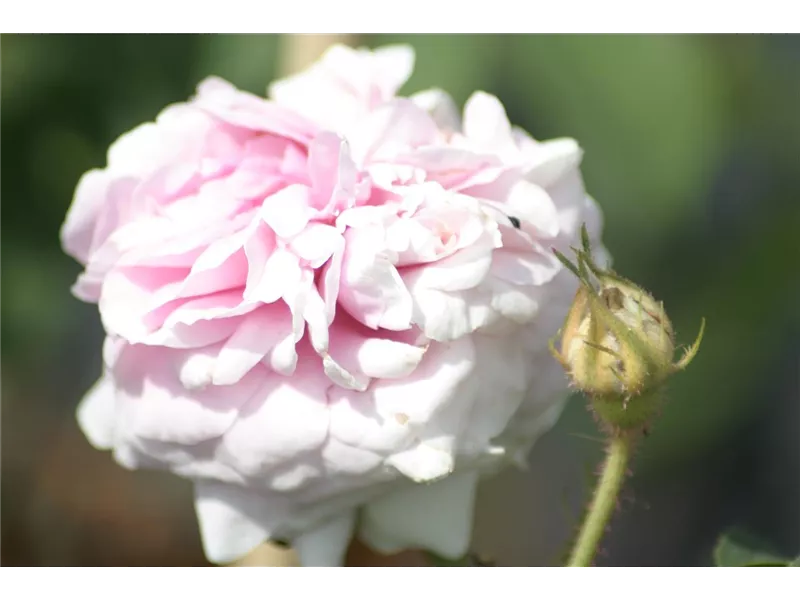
[567, 434, 632, 567]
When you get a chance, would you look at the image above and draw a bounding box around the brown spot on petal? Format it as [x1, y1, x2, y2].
[394, 413, 410, 425]
[601, 286, 625, 311]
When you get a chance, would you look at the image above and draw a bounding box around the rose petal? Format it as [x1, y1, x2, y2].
[195, 76, 317, 144]
[463, 91, 517, 159]
[218, 352, 330, 478]
[259, 184, 313, 239]
[328, 316, 428, 380]
[112, 344, 263, 444]
[292, 511, 356, 567]
[213, 304, 293, 386]
[410, 88, 462, 132]
[76, 374, 117, 450]
[359, 470, 479, 558]
[347, 99, 440, 166]
[194, 480, 287, 564]
[338, 226, 414, 331]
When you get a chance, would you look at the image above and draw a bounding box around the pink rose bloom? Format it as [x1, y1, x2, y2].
[62, 44, 606, 566]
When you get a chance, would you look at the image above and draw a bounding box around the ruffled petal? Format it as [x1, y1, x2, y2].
[292, 511, 357, 567]
[194, 481, 281, 564]
[359, 470, 479, 559]
[76, 374, 117, 450]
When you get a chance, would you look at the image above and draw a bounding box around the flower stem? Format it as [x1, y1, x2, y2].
[231, 541, 299, 566]
[567, 433, 633, 567]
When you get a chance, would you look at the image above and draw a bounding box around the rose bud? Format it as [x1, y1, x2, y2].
[550, 226, 704, 433]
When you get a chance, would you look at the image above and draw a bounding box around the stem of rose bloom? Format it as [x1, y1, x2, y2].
[231, 542, 300, 567]
[229, 539, 430, 567]
[566, 433, 633, 567]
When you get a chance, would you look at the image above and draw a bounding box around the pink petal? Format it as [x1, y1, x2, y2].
[226, 136, 305, 200]
[396, 145, 498, 178]
[337, 226, 413, 331]
[259, 184, 313, 238]
[264, 327, 300, 376]
[195, 77, 318, 145]
[213, 303, 294, 386]
[463, 91, 516, 155]
[60, 169, 109, 265]
[307, 132, 358, 213]
[246, 246, 301, 305]
[328, 338, 474, 459]
[289, 223, 342, 268]
[218, 353, 331, 477]
[328, 314, 428, 380]
[242, 221, 276, 301]
[319, 233, 345, 324]
[178, 242, 248, 298]
[299, 275, 330, 354]
[407, 287, 478, 342]
[491, 246, 562, 287]
[268, 44, 414, 133]
[401, 239, 497, 293]
[112, 343, 264, 444]
[347, 99, 439, 166]
[410, 88, 461, 132]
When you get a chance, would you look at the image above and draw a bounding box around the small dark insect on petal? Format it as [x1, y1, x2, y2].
[508, 215, 521, 229]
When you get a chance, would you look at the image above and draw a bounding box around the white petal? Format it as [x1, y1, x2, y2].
[76, 374, 116, 449]
[524, 137, 583, 189]
[359, 471, 479, 559]
[409, 287, 475, 342]
[301, 281, 330, 354]
[338, 227, 414, 331]
[213, 305, 292, 386]
[463, 91, 515, 156]
[266, 330, 299, 375]
[322, 353, 370, 392]
[410, 88, 462, 132]
[218, 359, 330, 478]
[194, 481, 280, 564]
[370, 44, 416, 97]
[248, 247, 301, 305]
[404, 243, 495, 293]
[386, 443, 454, 483]
[292, 511, 356, 567]
[259, 184, 313, 239]
[492, 246, 562, 287]
[505, 179, 560, 238]
[352, 338, 428, 380]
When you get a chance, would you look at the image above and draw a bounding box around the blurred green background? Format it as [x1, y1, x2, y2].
[1, 34, 798, 566]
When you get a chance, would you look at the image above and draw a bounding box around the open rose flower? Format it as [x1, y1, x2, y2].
[61, 44, 606, 566]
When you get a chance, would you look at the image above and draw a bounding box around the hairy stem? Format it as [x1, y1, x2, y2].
[567, 433, 632, 567]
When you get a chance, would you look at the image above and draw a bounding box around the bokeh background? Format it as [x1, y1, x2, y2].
[2, 34, 798, 566]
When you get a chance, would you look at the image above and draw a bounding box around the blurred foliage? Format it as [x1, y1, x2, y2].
[714, 529, 799, 566]
[1, 34, 798, 566]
